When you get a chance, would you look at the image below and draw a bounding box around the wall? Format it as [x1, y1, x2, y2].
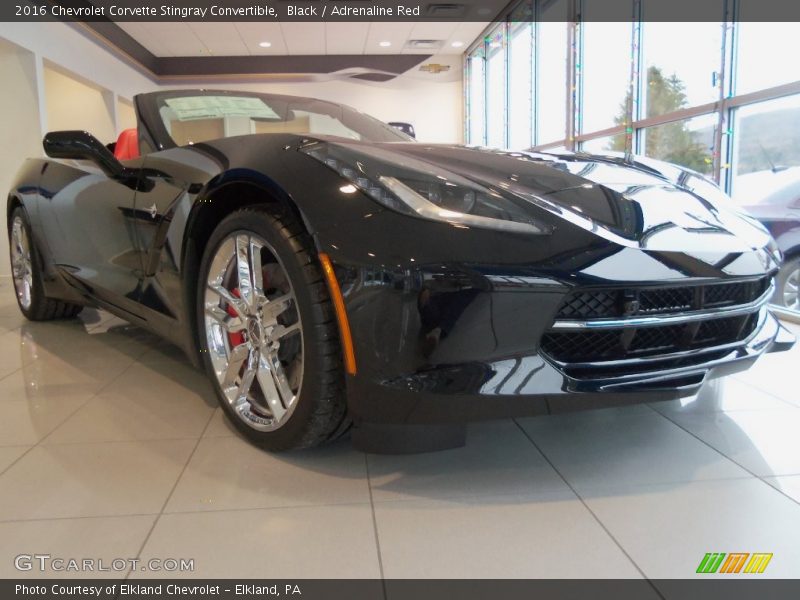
[117, 97, 137, 132]
[0, 39, 44, 282]
[44, 65, 116, 144]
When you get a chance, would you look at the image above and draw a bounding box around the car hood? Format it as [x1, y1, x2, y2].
[324, 140, 773, 254]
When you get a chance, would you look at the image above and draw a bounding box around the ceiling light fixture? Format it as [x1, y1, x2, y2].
[451, 41, 465, 48]
[258, 41, 272, 48]
[379, 41, 392, 47]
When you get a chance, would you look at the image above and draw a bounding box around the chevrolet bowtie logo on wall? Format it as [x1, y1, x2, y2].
[419, 64, 451, 74]
[696, 552, 773, 574]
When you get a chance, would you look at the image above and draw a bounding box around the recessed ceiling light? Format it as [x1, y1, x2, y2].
[379, 41, 392, 47]
[451, 41, 465, 48]
[258, 41, 272, 48]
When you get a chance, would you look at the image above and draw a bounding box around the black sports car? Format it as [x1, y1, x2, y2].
[7, 89, 795, 452]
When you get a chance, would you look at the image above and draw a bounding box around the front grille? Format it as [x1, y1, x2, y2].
[541, 313, 758, 364]
[638, 287, 693, 314]
[557, 290, 618, 319]
[555, 277, 770, 320]
[704, 278, 770, 309]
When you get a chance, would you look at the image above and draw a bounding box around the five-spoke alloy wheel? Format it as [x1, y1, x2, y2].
[204, 231, 303, 431]
[197, 207, 348, 450]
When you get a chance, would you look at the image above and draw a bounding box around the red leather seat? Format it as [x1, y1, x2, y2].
[114, 128, 139, 161]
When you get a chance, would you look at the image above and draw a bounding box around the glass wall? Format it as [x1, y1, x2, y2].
[579, 21, 631, 134]
[485, 26, 506, 148]
[464, 0, 800, 315]
[640, 21, 723, 116]
[536, 2, 569, 144]
[642, 113, 717, 175]
[466, 47, 486, 146]
[508, 21, 533, 149]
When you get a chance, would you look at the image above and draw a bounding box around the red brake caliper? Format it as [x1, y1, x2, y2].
[227, 288, 245, 347]
[226, 268, 268, 349]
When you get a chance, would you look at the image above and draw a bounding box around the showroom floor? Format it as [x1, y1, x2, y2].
[0, 279, 799, 581]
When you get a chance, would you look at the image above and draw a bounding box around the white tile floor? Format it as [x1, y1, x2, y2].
[0, 279, 799, 579]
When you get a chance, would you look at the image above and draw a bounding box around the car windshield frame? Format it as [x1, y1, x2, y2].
[134, 89, 411, 152]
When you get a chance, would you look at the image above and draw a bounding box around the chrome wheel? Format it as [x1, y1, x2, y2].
[783, 267, 800, 310]
[10, 216, 33, 310]
[203, 232, 303, 431]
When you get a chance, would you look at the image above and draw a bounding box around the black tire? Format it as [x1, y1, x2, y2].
[774, 256, 800, 311]
[197, 206, 350, 451]
[8, 206, 83, 321]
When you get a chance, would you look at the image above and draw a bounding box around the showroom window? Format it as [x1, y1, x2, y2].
[642, 112, 717, 175]
[536, 14, 568, 145]
[485, 26, 507, 148]
[640, 20, 723, 117]
[507, 21, 533, 150]
[467, 47, 486, 145]
[580, 135, 624, 154]
[735, 23, 800, 95]
[579, 21, 632, 135]
[730, 95, 800, 203]
[735, 0, 800, 95]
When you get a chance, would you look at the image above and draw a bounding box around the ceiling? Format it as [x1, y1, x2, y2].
[116, 22, 489, 58]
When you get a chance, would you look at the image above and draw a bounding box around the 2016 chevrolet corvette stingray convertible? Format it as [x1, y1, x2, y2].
[7, 89, 795, 452]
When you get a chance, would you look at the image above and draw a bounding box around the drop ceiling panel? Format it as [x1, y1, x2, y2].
[408, 21, 461, 40]
[281, 23, 326, 55]
[233, 22, 289, 55]
[189, 22, 249, 56]
[449, 22, 491, 47]
[325, 22, 369, 54]
[137, 23, 204, 57]
[363, 22, 416, 54]
[115, 22, 486, 58]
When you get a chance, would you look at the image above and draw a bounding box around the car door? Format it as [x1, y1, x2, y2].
[129, 146, 224, 331]
[37, 153, 145, 312]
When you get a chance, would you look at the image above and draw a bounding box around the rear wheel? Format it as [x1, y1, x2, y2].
[8, 206, 82, 321]
[197, 207, 349, 450]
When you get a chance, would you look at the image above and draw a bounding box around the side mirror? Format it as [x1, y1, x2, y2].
[388, 122, 416, 139]
[43, 130, 124, 178]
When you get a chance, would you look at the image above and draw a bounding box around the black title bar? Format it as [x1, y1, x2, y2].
[4, 0, 800, 22]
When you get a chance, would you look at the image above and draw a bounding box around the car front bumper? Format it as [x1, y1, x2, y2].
[342, 284, 794, 425]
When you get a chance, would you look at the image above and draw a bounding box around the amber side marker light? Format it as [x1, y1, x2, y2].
[318, 253, 357, 375]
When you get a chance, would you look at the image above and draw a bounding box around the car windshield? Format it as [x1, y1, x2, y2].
[154, 92, 411, 146]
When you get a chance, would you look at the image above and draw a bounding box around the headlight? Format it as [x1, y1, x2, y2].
[300, 142, 549, 235]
